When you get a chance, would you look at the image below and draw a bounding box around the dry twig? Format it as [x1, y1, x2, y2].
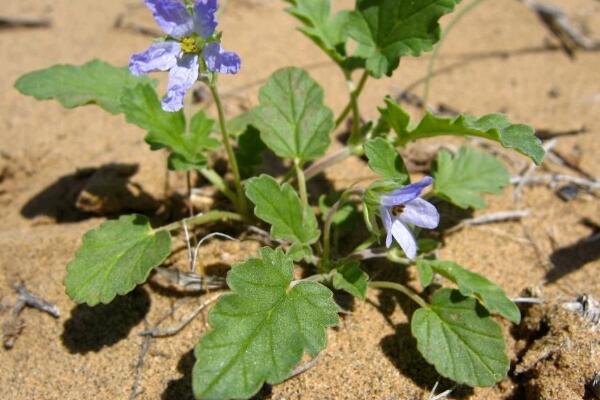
[445, 210, 531, 235]
[0, 16, 51, 29]
[2, 283, 60, 349]
[520, 0, 600, 56]
[140, 293, 222, 338]
[129, 320, 152, 400]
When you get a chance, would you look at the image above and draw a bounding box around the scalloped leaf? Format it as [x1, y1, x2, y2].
[380, 98, 544, 164]
[284, 0, 351, 65]
[347, 0, 460, 77]
[246, 174, 320, 247]
[14, 60, 154, 114]
[412, 289, 509, 387]
[193, 248, 339, 399]
[121, 85, 218, 170]
[65, 214, 171, 306]
[252, 67, 333, 161]
[416, 259, 520, 323]
[432, 147, 510, 209]
[364, 138, 408, 180]
[332, 261, 368, 300]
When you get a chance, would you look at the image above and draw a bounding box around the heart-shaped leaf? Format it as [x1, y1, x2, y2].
[433, 147, 510, 209]
[253, 68, 333, 162]
[65, 214, 171, 306]
[412, 288, 509, 387]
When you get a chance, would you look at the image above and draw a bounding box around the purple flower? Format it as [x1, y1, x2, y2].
[129, 0, 241, 112]
[380, 177, 440, 259]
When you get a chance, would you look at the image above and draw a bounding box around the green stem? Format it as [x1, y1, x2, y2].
[294, 158, 308, 206]
[156, 210, 245, 233]
[321, 189, 364, 264]
[199, 167, 237, 205]
[334, 70, 369, 130]
[346, 71, 370, 146]
[369, 281, 429, 309]
[209, 82, 248, 216]
[422, 0, 486, 106]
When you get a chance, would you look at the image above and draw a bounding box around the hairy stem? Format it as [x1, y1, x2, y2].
[209, 82, 248, 215]
[322, 189, 364, 264]
[422, 0, 487, 106]
[294, 158, 308, 206]
[304, 147, 352, 181]
[335, 70, 369, 130]
[369, 281, 429, 309]
[199, 167, 237, 204]
[156, 210, 245, 233]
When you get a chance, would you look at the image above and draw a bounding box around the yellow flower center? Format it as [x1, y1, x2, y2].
[181, 37, 199, 54]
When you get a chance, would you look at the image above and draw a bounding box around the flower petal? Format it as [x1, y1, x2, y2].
[380, 206, 394, 248]
[203, 42, 241, 74]
[380, 176, 434, 207]
[193, 0, 218, 38]
[129, 42, 181, 76]
[161, 54, 199, 112]
[390, 220, 417, 259]
[145, 0, 194, 38]
[399, 198, 440, 229]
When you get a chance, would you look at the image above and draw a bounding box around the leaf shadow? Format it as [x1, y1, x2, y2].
[21, 163, 158, 223]
[367, 260, 474, 398]
[162, 348, 195, 400]
[61, 287, 150, 354]
[379, 323, 474, 399]
[546, 220, 600, 284]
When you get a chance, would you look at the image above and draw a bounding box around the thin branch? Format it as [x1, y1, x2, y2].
[154, 267, 227, 291]
[304, 147, 352, 181]
[445, 210, 531, 235]
[13, 283, 60, 318]
[428, 381, 456, 400]
[0, 16, 51, 29]
[140, 293, 222, 338]
[511, 174, 600, 190]
[512, 297, 544, 304]
[520, 0, 600, 56]
[129, 320, 152, 400]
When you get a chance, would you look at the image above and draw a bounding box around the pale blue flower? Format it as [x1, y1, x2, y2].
[129, 0, 241, 112]
[380, 177, 439, 259]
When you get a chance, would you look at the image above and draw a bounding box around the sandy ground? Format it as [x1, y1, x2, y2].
[1, 0, 599, 399]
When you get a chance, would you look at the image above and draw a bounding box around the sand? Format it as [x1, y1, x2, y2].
[1, 0, 599, 399]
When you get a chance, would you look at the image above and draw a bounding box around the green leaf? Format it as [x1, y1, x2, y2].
[347, 0, 460, 77]
[193, 248, 339, 399]
[364, 138, 408, 180]
[284, 0, 351, 64]
[168, 110, 220, 171]
[246, 175, 320, 247]
[65, 214, 172, 306]
[384, 98, 544, 164]
[411, 288, 509, 387]
[377, 96, 410, 135]
[121, 85, 217, 170]
[332, 261, 368, 300]
[253, 67, 334, 161]
[14, 60, 154, 114]
[432, 147, 510, 209]
[416, 259, 520, 323]
[235, 125, 266, 179]
[415, 260, 434, 287]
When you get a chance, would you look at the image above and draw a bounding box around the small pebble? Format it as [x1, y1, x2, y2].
[556, 184, 579, 202]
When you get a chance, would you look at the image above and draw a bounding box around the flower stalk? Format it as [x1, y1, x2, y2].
[209, 81, 248, 215]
